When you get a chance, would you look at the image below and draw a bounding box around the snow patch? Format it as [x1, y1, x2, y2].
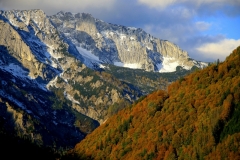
[77, 47, 101, 62]
[64, 32, 70, 36]
[0, 63, 28, 78]
[102, 31, 115, 38]
[97, 33, 101, 38]
[64, 91, 80, 105]
[0, 90, 26, 110]
[114, 62, 142, 69]
[183, 65, 192, 70]
[158, 57, 180, 73]
[130, 37, 135, 41]
[0, 63, 48, 91]
[156, 63, 163, 71]
[128, 27, 137, 30]
[119, 34, 126, 40]
[109, 31, 114, 37]
[99, 64, 106, 68]
[146, 46, 151, 50]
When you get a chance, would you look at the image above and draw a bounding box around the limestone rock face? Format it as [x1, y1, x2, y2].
[0, 9, 207, 149]
[0, 20, 41, 78]
[50, 12, 207, 72]
[0, 9, 144, 149]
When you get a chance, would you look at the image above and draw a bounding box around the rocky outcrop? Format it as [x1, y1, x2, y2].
[0, 19, 42, 78]
[0, 9, 207, 150]
[0, 9, 144, 149]
[50, 12, 207, 72]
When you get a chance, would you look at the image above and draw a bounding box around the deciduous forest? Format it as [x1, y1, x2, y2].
[67, 46, 240, 160]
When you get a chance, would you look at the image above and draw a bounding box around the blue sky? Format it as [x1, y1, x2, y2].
[1, 0, 240, 62]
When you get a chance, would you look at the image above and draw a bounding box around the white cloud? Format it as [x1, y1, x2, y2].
[195, 21, 211, 31]
[144, 25, 181, 43]
[137, 0, 239, 9]
[196, 39, 240, 61]
[1, 0, 116, 15]
[143, 21, 203, 45]
[170, 7, 196, 19]
[138, 0, 178, 9]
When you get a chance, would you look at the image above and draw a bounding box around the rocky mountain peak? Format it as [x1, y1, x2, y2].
[49, 11, 207, 72]
[0, 9, 208, 150]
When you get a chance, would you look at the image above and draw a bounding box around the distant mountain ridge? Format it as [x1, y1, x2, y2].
[49, 11, 207, 72]
[0, 9, 207, 150]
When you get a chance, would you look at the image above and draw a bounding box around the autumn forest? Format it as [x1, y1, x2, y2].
[67, 46, 240, 160]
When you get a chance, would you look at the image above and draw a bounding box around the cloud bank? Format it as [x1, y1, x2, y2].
[0, 0, 115, 15]
[197, 39, 240, 61]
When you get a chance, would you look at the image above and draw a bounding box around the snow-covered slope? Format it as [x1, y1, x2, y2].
[0, 9, 147, 149]
[50, 11, 207, 72]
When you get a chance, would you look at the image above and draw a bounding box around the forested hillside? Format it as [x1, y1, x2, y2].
[68, 46, 240, 160]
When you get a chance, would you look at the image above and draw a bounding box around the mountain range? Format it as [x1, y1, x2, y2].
[49, 11, 206, 72]
[0, 9, 208, 151]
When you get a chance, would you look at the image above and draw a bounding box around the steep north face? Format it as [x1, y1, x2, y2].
[0, 9, 206, 150]
[50, 11, 207, 72]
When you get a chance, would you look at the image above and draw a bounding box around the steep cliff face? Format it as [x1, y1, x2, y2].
[0, 19, 43, 79]
[0, 10, 91, 149]
[0, 9, 143, 149]
[0, 9, 207, 150]
[50, 11, 207, 72]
